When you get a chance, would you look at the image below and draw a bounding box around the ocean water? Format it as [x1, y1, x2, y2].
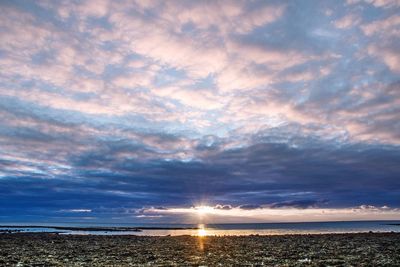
[1, 220, 399, 236]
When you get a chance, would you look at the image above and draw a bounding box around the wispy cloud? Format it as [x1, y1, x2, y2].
[59, 209, 92, 213]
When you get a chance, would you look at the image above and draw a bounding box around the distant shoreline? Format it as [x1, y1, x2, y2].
[0, 225, 199, 231]
[1, 220, 399, 234]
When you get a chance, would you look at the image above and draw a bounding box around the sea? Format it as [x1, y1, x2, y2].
[1, 220, 399, 236]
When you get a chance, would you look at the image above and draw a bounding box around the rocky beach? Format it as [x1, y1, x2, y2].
[0, 232, 399, 266]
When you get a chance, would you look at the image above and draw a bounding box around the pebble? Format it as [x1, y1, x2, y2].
[0, 233, 399, 266]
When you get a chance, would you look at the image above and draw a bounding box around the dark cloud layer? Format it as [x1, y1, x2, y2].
[1, 131, 399, 221]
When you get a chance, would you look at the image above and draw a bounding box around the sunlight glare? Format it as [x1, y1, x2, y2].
[195, 205, 213, 216]
[198, 228, 207, 237]
[197, 224, 207, 237]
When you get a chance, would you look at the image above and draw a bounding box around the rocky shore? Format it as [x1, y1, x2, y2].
[1, 232, 399, 266]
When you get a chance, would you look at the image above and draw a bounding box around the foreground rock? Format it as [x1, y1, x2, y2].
[0, 233, 399, 266]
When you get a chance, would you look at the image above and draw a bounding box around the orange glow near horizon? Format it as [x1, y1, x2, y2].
[145, 205, 400, 223]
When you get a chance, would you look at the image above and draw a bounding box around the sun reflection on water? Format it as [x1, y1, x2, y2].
[197, 224, 206, 251]
[198, 228, 207, 237]
[197, 224, 207, 237]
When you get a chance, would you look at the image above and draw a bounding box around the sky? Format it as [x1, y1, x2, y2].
[0, 0, 399, 224]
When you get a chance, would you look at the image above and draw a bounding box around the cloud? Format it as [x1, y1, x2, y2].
[60, 209, 92, 213]
[0, 0, 399, 223]
[361, 15, 400, 36]
[214, 204, 233, 210]
[367, 44, 400, 73]
[347, 0, 400, 8]
[333, 14, 361, 29]
[360, 15, 400, 74]
[136, 204, 400, 223]
[239, 204, 261, 210]
[269, 199, 328, 209]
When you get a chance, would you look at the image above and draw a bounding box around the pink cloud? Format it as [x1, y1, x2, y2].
[361, 15, 400, 36]
[359, 15, 400, 74]
[333, 14, 361, 29]
[346, 0, 400, 8]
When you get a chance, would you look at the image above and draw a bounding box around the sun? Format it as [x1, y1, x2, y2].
[195, 205, 213, 216]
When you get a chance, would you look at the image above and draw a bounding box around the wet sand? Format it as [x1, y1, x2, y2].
[1, 232, 399, 266]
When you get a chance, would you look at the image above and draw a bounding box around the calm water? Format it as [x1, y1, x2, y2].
[1, 221, 400, 236]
